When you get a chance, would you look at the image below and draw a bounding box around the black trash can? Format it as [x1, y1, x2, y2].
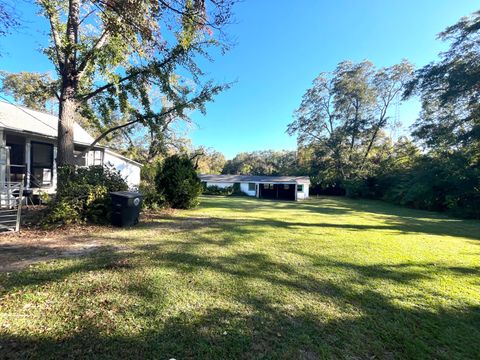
[110, 191, 143, 227]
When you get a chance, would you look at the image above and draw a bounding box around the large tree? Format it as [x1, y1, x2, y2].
[288, 60, 413, 184]
[3, 0, 234, 166]
[222, 150, 300, 176]
[404, 10, 480, 154]
[0, 71, 57, 111]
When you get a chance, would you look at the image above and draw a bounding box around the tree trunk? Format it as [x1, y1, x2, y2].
[56, 0, 81, 167]
[57, 85, 77, 166]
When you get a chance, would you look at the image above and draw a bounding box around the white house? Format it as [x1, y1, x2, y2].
[0, 100, 141, 194]
[199, 174, 310, 201]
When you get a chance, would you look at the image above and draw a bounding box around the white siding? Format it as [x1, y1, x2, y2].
[240, 182, 256, 197]
[297, 184, 309, 200]
[103, 150, 141, 189]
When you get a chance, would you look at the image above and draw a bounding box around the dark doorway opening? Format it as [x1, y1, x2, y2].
[6, 134, 26, 184]
[259, 183, 295, 201]
[30, 141, 54, 188]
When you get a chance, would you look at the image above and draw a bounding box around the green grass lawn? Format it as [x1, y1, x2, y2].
[1, 196, 479, 359]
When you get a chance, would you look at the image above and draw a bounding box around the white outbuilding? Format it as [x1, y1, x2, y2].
[199, 174, 310, 201]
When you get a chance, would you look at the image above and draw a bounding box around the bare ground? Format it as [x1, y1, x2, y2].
[0, 208, 176, 273]
[0, 226, 115, 272]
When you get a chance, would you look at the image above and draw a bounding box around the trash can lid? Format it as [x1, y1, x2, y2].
[110, 191, 143, 198]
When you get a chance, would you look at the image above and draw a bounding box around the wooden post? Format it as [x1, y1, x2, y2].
[15, 175, 24, 232]
[6, 147, 11, 209]
[25, 139, 31, 190]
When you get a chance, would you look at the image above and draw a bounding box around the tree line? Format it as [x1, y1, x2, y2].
[1, 5, 478, 218]
[205, 10, 480, 219]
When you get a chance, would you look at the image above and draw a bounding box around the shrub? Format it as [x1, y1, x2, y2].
[232, 182, 245, 196]
[203, 185, 233, 195]
[140, 186, 166, 210]
[155, 155, 202, 209]
[344, 179, 370, 198]
[42, 165, 128, 226]
[139, 161, 166, 210]
[202, 182, 248, 197]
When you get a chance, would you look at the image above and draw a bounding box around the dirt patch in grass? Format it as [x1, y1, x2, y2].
[0, 208, 175, 273]
[0, 226, 116, 272]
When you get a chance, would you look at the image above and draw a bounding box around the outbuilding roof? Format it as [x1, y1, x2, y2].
[0, 100, 94, 145]
[199, 174, 310, 184]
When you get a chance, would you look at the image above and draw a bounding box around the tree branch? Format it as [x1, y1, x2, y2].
[77, 29, 110, 78]
[40, 1, 64, 70]
[79, 118, 140, 158]
[79, 97, 195, 157]
[79, 48, 181, 102]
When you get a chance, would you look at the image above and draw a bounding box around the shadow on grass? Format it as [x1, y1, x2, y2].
[199, 196, 480, 241]
[1, 245, 479, 359]
[139, 212, 480, 242]
[1, 197, 480, 359]
[0, 246, 129, 293]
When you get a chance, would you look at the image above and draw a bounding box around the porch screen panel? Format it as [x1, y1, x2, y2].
[6, 143, 26, 183]
[30, 142, 54, 187]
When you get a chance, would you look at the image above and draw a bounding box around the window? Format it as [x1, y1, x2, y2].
[74, 150, 87, 166]
[248, 183, 255, 191]
[94, 150, 103, 165]
[284, 184, 290, 190]
[297, 184, 304, 192]
[263, 184, 274, 190]
[30, 141, 53, 188]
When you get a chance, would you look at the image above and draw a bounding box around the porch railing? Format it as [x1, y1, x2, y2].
[0, 147, 25, 232]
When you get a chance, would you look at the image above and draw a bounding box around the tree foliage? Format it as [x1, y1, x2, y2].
[193, 146, 226, 174]
[405, 10, 480, 154]
[3, 0, 236, 165]
[288, 60, 413, 185]
[222, 150, 301, 176]
[0, 0, 19, 37]
[284, 9, 480, 218]
[0, 71, 58, 111]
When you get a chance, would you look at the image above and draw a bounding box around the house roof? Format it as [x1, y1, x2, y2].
[104, 148, 143, 167]
[199, 174, 311, 184]
[0, 100, 142, 167]
[0, 100, 94, 145]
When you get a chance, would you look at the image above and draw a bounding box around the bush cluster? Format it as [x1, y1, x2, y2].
[203, 185, 234, 196]
[139, 161, 166, 210]
[155, 155, 203, 209]
[43, 165, 128, 226]
[202, 182, 247, 197]
[343, 154, 480, 219]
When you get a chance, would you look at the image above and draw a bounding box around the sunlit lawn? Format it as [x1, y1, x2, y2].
[1, 196, 479, 359]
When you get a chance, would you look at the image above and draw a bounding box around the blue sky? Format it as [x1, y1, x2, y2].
[1, 1, 479, 158]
